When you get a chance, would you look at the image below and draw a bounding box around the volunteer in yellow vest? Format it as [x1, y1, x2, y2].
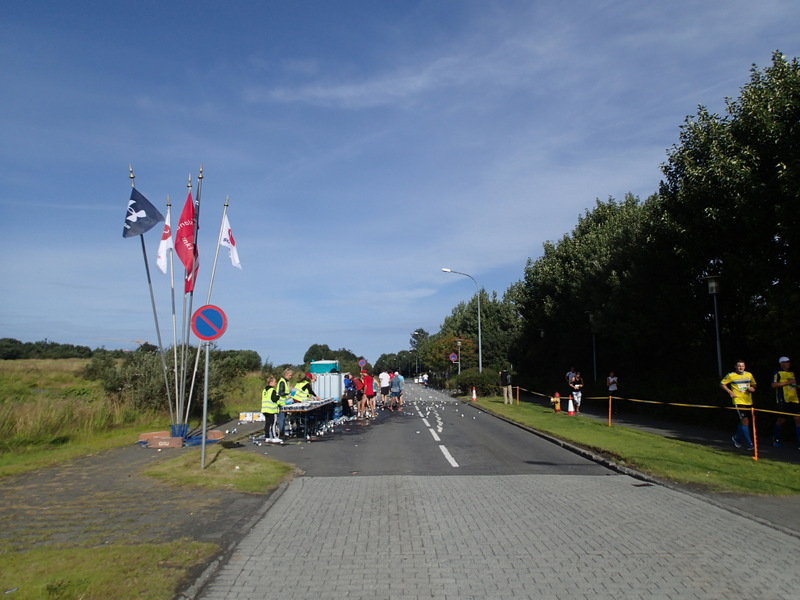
[261, 376, 282, 443]
[276, 368, 294, 438]
[771, 356, 798, 448]
[720, 359, 757, 451]
[292, 372, 320, 403]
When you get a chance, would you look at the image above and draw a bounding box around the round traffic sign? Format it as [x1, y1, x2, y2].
[449, 353, 458, 362]
[191, 305, 227, 341]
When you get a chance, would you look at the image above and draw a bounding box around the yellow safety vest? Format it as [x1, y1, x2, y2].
[292, 380, 313, 403]
[261, 386, 279, 414]
[276, 377, 292, 405]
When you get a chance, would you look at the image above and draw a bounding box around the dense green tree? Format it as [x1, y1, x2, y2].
[660, 50, 800, 371]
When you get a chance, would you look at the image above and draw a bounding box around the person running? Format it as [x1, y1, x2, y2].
[771, 356, 799, 448]
[569, 371, 584, 413]
[362, 370, 376, 418]
[389, 371, 403, 411]
[721, 359, 757, 451]
[378, 369, 391, 408]
[342, 372, 356, 418]
[353, 373, 366, 418]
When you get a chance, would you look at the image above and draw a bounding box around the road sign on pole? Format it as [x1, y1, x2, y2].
[191, 305, 227, 341]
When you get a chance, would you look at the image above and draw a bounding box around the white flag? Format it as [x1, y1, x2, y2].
[220, 214, 242, 269]
[156, 211, 173, 274]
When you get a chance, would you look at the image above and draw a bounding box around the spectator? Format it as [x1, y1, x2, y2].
[500, 368, 513, 405]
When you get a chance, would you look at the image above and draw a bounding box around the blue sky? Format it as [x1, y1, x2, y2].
[1, 1, 799, 366]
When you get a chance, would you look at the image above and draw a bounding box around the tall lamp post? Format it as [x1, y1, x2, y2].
[412, 330, 422, 376]
[585, 311, 597, 382]
[442, 268, 482, 372]
[703, 275, 723, 378]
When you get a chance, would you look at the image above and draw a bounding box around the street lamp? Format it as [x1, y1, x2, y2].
[412, 330, 422, 375]
[703, 275, 723, 377]
[442, 268, 482, 372]
[585, 311, 597, 382]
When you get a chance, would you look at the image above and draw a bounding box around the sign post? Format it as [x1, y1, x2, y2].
[191, 305, 227, 469]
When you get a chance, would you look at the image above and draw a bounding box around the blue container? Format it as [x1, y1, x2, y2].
[170, 423, 189, 438]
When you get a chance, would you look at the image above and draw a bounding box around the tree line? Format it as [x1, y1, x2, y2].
[378, 51, 800, 405]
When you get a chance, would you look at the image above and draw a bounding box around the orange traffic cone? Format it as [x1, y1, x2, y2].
[567, 397, 575, 415]
[471, 386, 477, 402]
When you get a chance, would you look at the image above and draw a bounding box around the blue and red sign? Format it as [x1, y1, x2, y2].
[449, 353, 458, 362]
[191, 305, 227, 341]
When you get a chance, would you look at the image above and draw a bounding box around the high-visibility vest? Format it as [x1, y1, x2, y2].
[261, 386, 279, 414]
[276, 377, 292, 405]
[292, 380, 313, 403]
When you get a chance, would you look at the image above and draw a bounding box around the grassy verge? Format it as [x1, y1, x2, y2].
[145, 444, 295, 494]
[473, 396, 800, 496]
[0, 444, 293, 599]
[0, 539, 219, 600]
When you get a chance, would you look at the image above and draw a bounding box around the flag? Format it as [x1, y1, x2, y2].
[220, 214, 242, 269]
[175, 191, 198, 292]
[122, 188, 164, 238]
[156, 210, 173, 274]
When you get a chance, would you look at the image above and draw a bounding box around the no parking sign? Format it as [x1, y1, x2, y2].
[191, 305, 227, 341]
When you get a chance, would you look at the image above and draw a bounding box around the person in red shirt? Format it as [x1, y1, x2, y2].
[362, 370, 376, 418]
[353, 373, 366, 418]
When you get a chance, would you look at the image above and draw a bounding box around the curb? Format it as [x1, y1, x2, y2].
[462, 399, 800, 540]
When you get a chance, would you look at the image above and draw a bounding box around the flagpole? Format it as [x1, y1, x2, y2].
[206, 196, 229, 304]
[129, 165, 174, 426]
[183, 167, 205, 427]
[165, 197, 180, 425]
[178, 174, 193, 429]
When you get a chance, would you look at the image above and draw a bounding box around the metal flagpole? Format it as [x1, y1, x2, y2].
[184, 195, 228, 426]
[178, 175, 193, 430]
[129, 165, 174, 426]
[182, 166, 204, 429]
[165, 197, 180, 425]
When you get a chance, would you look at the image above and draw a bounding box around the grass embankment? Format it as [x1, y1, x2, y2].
[0, 360, 292, 599]
[475, 396, 800, 496]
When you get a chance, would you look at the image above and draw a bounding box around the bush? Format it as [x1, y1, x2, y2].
[453, 368, 501, 397]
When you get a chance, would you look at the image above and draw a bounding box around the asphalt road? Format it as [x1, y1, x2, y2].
[191, 383, 800, 600]
[244, 386, 610, 478]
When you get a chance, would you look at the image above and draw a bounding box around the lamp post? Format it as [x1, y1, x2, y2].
[412, 330, 422, 376]
[703, 275, 723, 378]
[585, 311, 597, 382]
[442, 268, 482, 372]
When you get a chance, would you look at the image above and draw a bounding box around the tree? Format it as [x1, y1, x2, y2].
[660, 51, 800, 365]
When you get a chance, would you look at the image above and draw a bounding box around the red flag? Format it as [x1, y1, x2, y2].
[175, 191, 198, 292]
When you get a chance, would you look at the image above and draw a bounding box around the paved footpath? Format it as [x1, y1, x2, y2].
[197, 471, 800, 599]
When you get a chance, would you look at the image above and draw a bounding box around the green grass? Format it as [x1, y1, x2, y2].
[474, 396, 800, 495]
[144, 445, 295, 494]
[0, 539, 218, 600]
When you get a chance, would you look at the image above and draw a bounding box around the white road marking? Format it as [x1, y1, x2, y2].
[439, 445, 459, 467]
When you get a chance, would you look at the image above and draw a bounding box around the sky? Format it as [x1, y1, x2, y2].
[1, 1, 799, 367]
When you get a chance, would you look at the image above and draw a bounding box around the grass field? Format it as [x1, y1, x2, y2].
[474, 396, 800, 496]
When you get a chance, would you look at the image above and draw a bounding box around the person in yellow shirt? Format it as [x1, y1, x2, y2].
[720, 359, 757, 451]
[771, 357, 798, 448]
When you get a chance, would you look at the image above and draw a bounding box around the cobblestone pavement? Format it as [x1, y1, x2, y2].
[197, 472, 800, 599]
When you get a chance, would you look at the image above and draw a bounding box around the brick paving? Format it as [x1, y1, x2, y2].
[197, 472, 800, 599]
